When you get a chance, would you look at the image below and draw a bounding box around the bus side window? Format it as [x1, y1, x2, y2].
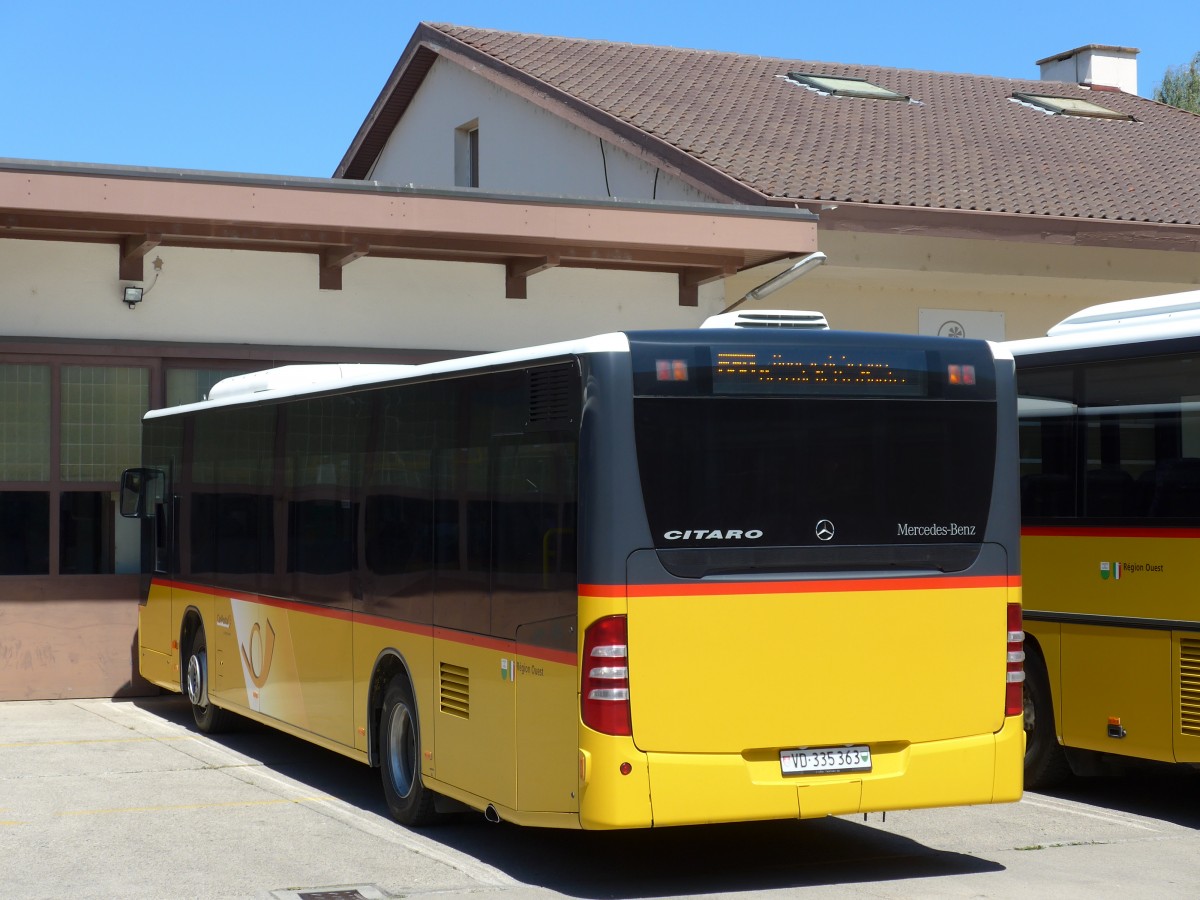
[1019, 411, 1076, 518]
[1021, 472, 1073, 518]
[1146, 458, 1200, 518]
[1083, 467, 1135, 518]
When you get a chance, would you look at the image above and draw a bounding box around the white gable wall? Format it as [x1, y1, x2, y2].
[368, 59, 712, 203]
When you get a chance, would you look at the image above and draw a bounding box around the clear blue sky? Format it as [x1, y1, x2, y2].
[3, 1, 1196, 179]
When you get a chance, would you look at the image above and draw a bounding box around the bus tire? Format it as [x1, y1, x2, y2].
[185, 625, 231, 734]
[380, 675, 439, 826]
[1023, 646, 1071, 790]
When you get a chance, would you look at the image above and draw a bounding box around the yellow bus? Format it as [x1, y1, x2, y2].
[1010, 291, 1200, 787]
[121, 317, 1024, 828]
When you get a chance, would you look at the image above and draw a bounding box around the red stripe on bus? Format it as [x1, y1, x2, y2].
[1023, 526, 1200, 539]
[154, 578, 575, 666]
[578, 583, 629, 598]
[430, 627, 576, 666]
[155, 579, 355, 622]
[580, 575, 1017, 597]
[352, 612, 433, 638]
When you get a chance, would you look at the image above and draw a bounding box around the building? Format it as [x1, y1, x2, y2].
[335, 25, 1200, 340]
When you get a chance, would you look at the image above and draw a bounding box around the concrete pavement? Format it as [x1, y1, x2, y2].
[2, 696, 1199, 900]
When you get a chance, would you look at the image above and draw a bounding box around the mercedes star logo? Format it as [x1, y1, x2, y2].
[815, 519, 835, 541]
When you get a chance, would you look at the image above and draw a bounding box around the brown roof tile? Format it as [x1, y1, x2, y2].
[369, 24, 1200, 226]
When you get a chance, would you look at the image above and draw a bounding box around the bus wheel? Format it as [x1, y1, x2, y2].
[1023, 648, 1071, 790]
[380, 675, 438, 826]
[185, 626, 231, 734]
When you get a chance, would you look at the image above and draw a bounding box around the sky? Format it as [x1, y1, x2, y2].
[3, 1, 1198, 179]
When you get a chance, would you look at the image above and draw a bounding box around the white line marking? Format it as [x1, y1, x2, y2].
[1022, 796, 1160, 832]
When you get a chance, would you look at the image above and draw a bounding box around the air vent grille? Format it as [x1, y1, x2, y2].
[1181, 639, 1200, 736]
[700, 310, 829, 330]
[440, 662, 469, 719]
[527, 364, 577, 430]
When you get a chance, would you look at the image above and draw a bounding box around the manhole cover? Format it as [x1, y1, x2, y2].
[271, 886, 389, 900]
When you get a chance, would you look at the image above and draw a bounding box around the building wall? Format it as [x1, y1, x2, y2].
[1, 238, 724, 352]
[368, 59, 712, 203]
[727, 231, 1200, 341]
[19, 231, 1189, 352]
[0, 579, 153, 700]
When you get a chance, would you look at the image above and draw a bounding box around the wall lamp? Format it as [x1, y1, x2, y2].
[121, 256, 163, 308]
[720, 251, 828, 314]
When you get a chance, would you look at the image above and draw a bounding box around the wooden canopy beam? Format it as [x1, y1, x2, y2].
[118, 233, 161, 281]
[505, 254, 561, 299]
[318, 242, 370, 291]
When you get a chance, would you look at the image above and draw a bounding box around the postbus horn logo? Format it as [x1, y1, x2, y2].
[240, 619, 277, 688]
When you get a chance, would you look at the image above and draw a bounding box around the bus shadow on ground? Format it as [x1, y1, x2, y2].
[133, 695, 390, 814]
[134, 696, 1000, 897]
[431, 816, 1001, 899]
[1040, 764, 1200, 830]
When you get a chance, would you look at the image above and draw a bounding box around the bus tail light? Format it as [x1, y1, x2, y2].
[655, 359, 688, 382]
[581, 615, 632, 736]
[1005, 603, 1025, 717]
[948, 364, 976, 385]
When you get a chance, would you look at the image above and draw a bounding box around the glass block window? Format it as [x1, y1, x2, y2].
[166, 368, 246, 408]
[60, 366, 150, 482]
[0, 364, 51, 481]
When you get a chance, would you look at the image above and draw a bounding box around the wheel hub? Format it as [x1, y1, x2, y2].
[186, 652, 206, 707]
[386, 703, 417, 799]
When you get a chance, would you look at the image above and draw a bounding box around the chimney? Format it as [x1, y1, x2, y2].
[1036, 44, 1139, 94]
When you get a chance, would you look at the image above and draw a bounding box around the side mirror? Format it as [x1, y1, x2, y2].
[120, 468, 165, 518]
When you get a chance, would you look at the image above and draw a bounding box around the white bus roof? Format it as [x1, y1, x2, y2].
[1007, 289, 1200, 356]
[146, 332, 630, 419]
[205, 364, 417, 401]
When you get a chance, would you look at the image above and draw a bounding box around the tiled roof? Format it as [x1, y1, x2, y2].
[365, 24, 1200, 226]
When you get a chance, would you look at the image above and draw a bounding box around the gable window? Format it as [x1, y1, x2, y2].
[1012, 92, 1133, 120]
[787, 72, 909, 102]
[454, 121, 480, 188]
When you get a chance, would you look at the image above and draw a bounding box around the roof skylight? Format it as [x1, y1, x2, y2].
[1012, 92, 1132, 120]
[787, 72, 909, 102]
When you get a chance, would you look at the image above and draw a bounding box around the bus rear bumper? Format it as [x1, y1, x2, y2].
[626, 716, 1025, 828]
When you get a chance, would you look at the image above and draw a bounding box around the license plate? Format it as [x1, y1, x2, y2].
[780, 745, 872, 776]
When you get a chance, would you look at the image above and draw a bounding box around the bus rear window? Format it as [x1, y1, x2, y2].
[634, 396, 996, 569]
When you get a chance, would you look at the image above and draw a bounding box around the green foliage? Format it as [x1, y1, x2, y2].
[1154, 51, 1200, 113]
